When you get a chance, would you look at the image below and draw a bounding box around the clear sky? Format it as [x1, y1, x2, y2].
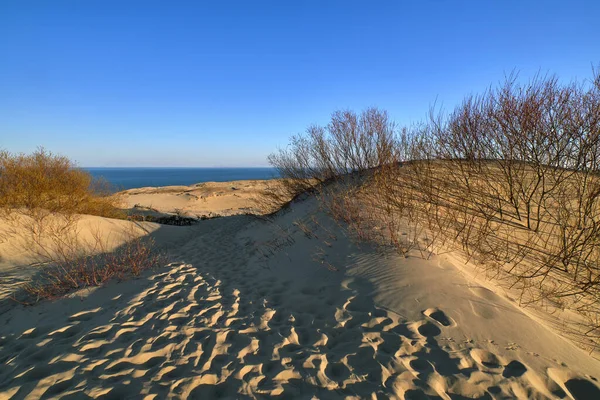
[1, 1, 598, 167]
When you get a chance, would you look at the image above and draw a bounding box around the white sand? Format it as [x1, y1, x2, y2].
[1, 194, 599, 398]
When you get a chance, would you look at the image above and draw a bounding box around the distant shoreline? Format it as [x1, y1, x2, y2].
[84, 167, 273, 169]
[84, 167, 279, 191]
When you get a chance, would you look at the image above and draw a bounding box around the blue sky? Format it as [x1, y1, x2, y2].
[1, 1, 598, 167]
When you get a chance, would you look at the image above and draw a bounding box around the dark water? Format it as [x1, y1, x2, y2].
[85, 167, 279, 191]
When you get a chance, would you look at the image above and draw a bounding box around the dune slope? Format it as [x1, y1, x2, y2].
[1, 196, 599, 399]
[0, 214, 197, 301]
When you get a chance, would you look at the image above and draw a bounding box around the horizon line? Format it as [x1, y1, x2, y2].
[82, 166, 274, 169]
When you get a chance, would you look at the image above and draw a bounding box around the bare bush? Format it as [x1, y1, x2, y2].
[20, 232, 164, 302]
[269, 67, 600, 349]
[267, 108, 398, 199]
[1, 209, 166, 303]
[424, 69, 600, 343]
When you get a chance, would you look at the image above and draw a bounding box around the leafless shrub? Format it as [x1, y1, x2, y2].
[251, 179, 302, 216]
[18, 232, 164, 303]
[267, 108, 398, 199]
[269, 67, 600, 349]
[252, 221, 296, 269]
[416, 68, 600, 347]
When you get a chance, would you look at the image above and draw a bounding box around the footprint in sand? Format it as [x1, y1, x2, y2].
[415, 321, 441, 338]
[564, 378, 600, 399]
[467, 286, 503, 318]
[470, 348, 503, 370]
[548, 368, 600, 400]
[48, 324, 83, 340]
[324, 360, 351, 383]
[423, 308, 456, 327]
[68, 307, 103, 322]
[19, 326, 51, 339]
[469, 285, 497, 300]
[409, 358, 434, 373]
[502, 360, 528, 378]
[22, 346, 55, 363]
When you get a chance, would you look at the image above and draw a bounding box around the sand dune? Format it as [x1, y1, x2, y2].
[0, 213, 197, 301]
[1, 195, 600, 398]
[0, 179, 272, 300]
[119, 179, 279, 218]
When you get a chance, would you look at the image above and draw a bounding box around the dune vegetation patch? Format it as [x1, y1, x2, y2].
[0, 148, 164, 302]
[0, 147, 123, 219]
[269, 68, 600, 350]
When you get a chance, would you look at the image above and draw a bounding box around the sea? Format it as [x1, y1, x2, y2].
[85, 167, 279, 191]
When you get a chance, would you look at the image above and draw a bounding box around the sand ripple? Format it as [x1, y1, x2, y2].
[1, 215, 599, 399]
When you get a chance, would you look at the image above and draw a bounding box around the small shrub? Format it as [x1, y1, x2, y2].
[0, 147, 123, 219]
[19, 237, 165, 302]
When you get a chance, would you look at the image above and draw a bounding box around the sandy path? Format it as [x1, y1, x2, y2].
[1, 198, 600, 398]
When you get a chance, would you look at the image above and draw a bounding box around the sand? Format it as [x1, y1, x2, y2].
[118, 179, 279, 218]
[0, 214, 195, 302]
[1, 187, 600, 398]
[0, 180, 280, 300]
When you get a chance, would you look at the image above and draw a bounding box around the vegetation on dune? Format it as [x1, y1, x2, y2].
[0, 147, 123, 219]
[268, 68, 600, 350]
[0, 148, 162, 303]
[265, 108, 397, 205]
[19, 233, 164, 302]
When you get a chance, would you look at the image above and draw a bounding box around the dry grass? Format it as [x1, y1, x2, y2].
[19, 234, 164, 303]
